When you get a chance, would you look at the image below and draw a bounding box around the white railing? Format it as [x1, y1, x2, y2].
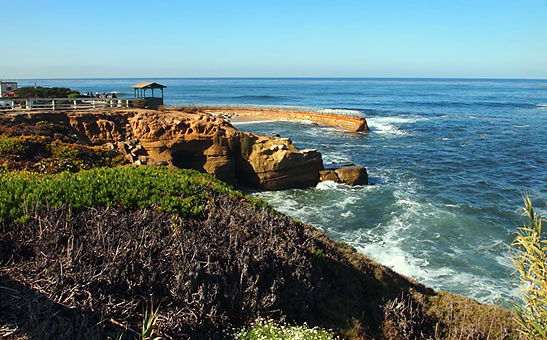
[0, 97, 136, 111]
[166, 103, 365, 117]
[0, 98, 365, 118]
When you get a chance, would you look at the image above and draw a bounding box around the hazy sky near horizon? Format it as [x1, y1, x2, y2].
[2, 0, 547, 79]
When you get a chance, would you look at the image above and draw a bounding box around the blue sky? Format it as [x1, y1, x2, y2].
[2, 0, 546, 79]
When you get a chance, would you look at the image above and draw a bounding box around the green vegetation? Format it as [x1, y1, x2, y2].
[512, 197, 547, 339]
[14, 86, 80, 98]
[233, 318, 339, 340]
[141, 302, 161, 340]
[0, 135, 127, 173]
[0, 165, 261, 223]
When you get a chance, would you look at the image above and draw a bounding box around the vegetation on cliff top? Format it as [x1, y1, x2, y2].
[0, 135, 127, 173]
[14, 86, 80, 98]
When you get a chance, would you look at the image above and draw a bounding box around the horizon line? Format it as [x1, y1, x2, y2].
[3, 76, 547, 81]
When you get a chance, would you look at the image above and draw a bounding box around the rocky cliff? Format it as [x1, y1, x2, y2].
[1, 108, 324, 190]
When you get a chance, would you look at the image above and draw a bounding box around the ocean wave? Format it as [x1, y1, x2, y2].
[537, 103, 547, 109]
[366, 115, 433, 136]
[366, 119, 407, 136]
[316, 180, 343, 190]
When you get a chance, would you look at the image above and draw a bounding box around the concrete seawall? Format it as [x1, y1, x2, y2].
[199, 107, 370, 132]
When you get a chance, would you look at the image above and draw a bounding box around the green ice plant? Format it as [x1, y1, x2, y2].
[0, 165, 267, 223]
[511, 196, 547, 339]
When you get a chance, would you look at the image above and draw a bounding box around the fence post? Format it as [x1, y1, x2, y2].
[93, 100, 96, 109]
[74, 99, 77, 109]
[11, 99, 15, 110]
[52, 99, 55, 110]
[110, 100, 113, 108]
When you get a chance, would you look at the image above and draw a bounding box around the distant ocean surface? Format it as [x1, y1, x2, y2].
[15, 78, 547, 305]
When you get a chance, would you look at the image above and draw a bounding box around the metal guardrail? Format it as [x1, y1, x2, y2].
[166, 103, 365, 117]
[0, 97, 136, 111]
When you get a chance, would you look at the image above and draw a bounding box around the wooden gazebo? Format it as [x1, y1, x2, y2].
[132, 82, 166, 108]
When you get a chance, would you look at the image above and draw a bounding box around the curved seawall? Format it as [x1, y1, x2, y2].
[170, 104, 370, 132]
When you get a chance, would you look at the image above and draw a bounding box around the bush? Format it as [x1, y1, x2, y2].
[512, 196, 547, 339]
[0, 135, 126, 173]
[14, 86, 80, 98]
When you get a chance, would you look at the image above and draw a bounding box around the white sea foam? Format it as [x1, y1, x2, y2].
[366, 119, 406, 135]
[316, 180, 342, 190]
[536, 103, 547, 109]
[366, 116, 427, 136]
[341, 211, 355, 218]
[334, 195, 359, 209]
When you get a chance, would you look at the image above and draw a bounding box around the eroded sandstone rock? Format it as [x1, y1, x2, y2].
[320, 164, 369, 186]
[335, 166, 368, 185]
[46, 108, 324, 190]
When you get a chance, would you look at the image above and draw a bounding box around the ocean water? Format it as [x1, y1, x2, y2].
[13, 78, 547, 305]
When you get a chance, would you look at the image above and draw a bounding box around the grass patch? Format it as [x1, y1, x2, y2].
[0, 165, 263, 223]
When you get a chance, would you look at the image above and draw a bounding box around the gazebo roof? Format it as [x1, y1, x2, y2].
[132, 82, 166, 89]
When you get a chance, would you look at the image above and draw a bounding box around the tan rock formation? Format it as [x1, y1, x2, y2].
[124, 110, 325, 189]
[335, 166, 368, 185]
[320, 165, 369, 186]
[239, 135, 323, 190]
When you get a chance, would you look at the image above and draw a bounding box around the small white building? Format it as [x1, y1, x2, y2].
[1, 81, 18, 97]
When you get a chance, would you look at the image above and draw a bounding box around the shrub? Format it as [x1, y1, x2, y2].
[512, 196, 547, 339]
[14, 86, 80, 98]
[0, 135, 127, 173]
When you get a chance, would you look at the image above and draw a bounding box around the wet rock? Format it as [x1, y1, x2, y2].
[335, 166, 368, 185]
[319, 169, 339, 182]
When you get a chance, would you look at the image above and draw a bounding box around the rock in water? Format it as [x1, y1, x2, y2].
[241, 136, 324, 190]
[335, 165, 368, 185]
